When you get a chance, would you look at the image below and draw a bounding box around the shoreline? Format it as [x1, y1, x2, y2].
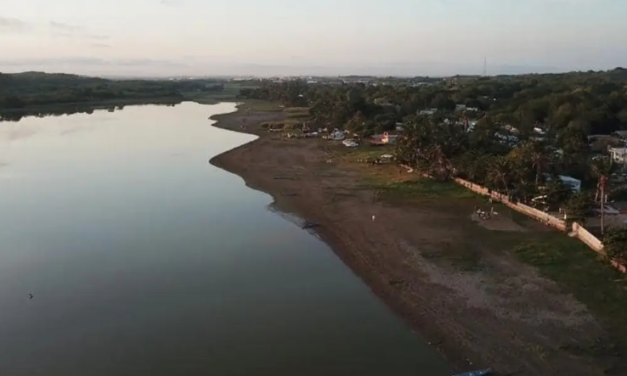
[208, 105, 468, 370]
[208, 103, 621, 376]
[208, 104, 470, 371]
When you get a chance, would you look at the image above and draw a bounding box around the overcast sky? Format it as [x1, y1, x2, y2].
[1, 0, 625, 76]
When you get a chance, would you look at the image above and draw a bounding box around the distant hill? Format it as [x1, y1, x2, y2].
[0, 71, 229, 110]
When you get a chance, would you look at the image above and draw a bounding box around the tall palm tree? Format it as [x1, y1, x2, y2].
[591, 157, 614, 234]
[488, 156, 512, 195]
[529, 142, 551, 187]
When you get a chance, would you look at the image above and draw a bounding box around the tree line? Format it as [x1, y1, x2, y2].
[0, 72, 227, 110]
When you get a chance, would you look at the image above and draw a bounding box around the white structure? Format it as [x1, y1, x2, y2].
[609, 147, 627, 164]
[418, 108, 437, 116]
[455, 104, 466, 111]
[329, 130, 345, 141]
[466, 120, 477, 132]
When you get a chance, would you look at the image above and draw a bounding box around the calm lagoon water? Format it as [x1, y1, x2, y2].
[0, 102, 449, 376]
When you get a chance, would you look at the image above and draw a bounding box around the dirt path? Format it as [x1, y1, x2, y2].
[209, 107, 614, 375]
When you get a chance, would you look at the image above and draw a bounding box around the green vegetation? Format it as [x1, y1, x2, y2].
[238, 99, 283, 112]
[283, 107, 311, 118]
[371, 178, 476, 204]
[240, 71, 627, 238]
[0, 71, 260, 115]
[365, 176, 627, 362]
[242, 74, 627, 363]
[515, 237, 627, 367]
[603, 228, 627, 264]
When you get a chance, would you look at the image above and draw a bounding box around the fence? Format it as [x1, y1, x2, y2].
[452, 177, 626, 273]
[453, 177, 567, 230]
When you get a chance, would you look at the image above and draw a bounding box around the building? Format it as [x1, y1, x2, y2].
[609, 147, 627, 164]
[545, 174, 581, 192]
[558, 175, 582, 192]
[614, 130, 627, 140]
[418, 108, 437, 116]
[369, 132, 398, 145]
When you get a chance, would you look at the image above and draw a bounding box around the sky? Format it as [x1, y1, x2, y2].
[1, 0, 626, 77]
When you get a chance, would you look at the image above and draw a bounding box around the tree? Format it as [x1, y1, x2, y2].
[590, 157, 615, 234]
[487, 156, 512, 194]
[562, 192, 594, 226]
[602, 228, 627, 265]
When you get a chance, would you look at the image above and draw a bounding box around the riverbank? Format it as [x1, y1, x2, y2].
[209, 103, 627, 375]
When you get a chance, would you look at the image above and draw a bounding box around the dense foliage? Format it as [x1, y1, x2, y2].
[0, 71, 227, 109]
[603, 228, 627, 264]
[240, 68, 627, 230]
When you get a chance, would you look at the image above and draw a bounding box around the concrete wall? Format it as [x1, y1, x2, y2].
[452, 177, 626, 273]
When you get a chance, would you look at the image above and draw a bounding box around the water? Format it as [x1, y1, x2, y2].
[0, 102, 450, 376]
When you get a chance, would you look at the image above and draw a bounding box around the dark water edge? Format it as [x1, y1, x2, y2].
[0, 93, 236, 122]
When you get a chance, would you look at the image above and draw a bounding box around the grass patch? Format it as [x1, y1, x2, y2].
[371, 178, 478, 204]
[283, 107, 310, 118]
[260, 118, 304, 130]
[342, 145, 396, 161]
[243, 100, 283, 112]
[514, 234, 627, 365]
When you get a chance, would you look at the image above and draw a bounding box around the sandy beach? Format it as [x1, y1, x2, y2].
[209, 103, 620, 376]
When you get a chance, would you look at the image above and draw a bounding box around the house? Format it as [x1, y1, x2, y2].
[609, 147, 627, 164]
[614, 130, 627, 140]
[558, 175, 582, 191]
[369, 132, 398, 145]
[495, 132, 519, 146]
[374, 98, 393, 106]
[455, 104, 466, 111]
[465, 120, 477, 132]
[418, 108, 437, 116]
[503, 124, 519, 134]
[545, 174, 581, 192]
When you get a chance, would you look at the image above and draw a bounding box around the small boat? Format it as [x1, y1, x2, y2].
[452, 369, 492, 376]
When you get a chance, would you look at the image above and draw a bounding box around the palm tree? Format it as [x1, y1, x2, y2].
[529, 142, 551, 187]
[590, 157, 614, 234]
[488, 156, 512, 195]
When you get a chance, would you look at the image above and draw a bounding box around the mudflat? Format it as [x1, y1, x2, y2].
[209, 102, 627, 376]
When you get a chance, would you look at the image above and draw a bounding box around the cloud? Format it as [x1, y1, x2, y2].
[160, 0, 184, 6]
[0, 16, 30, 33]
[89, 42, 111, 48]
[49, 21, 85, 33]
[49, 21, 109, 41]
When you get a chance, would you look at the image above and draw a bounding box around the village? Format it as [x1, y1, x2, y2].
[253, 95, 627, 275]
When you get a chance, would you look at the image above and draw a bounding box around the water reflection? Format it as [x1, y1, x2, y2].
[0, 102, 450, 376]
[0, 101, 181, 122]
